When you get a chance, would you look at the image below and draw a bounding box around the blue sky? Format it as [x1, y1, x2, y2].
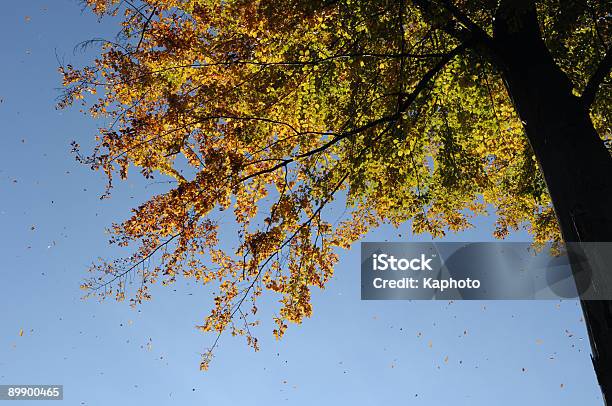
[0, 1, 604, 405]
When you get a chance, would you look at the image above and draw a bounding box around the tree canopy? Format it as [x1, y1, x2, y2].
[61, 0, 611, 370]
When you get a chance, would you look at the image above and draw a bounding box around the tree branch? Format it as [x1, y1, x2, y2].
[413, 0, 500, 67]
[135, 7, 157, 52]
[582, 46, 612, 108]
[235, 42, 468, 185]
[437, 0, 494, 47]
[89, 233, 181, 292]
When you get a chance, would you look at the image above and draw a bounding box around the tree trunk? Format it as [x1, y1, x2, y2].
[493, 1, 612, 403]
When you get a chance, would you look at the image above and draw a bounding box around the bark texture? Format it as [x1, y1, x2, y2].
[493, 0, 612, 403]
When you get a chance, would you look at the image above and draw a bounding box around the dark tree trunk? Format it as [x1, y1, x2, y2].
[493, 0, 612, 403]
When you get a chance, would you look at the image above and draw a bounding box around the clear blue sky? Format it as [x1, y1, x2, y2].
[0, 1, 603, 405]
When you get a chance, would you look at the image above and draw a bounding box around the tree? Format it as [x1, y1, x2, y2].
[61, 0, 612, 400]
